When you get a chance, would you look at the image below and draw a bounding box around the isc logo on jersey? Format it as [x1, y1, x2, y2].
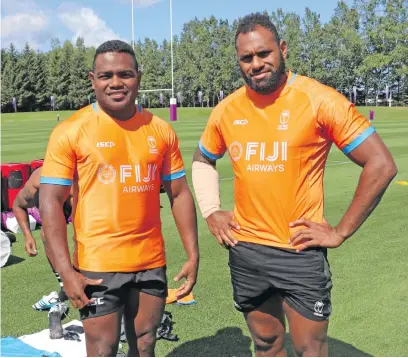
[233, 119, 248, 125]
[228, 141, 287, 172]
[96, 141, 115, 148]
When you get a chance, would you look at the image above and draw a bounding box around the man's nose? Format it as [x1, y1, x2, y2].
[251, 56, 264, 72]
[110, 75, 122, 87]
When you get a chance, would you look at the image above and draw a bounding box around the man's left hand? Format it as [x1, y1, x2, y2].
[289, 219, 346, 252]
[173, 260, 198, 299]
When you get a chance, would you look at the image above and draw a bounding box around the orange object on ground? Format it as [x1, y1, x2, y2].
[166, 288, 196, 305]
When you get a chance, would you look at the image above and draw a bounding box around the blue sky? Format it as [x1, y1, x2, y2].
[1, 0, 353, 51]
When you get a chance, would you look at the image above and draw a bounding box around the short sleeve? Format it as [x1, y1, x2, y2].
[40, 123, 76, 186]
[318, 91, 375, 155]
[198, 106, 227, 160]
[161, 125, 186, 181]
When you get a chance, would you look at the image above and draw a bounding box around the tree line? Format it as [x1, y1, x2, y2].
[1, 0, 407, 112]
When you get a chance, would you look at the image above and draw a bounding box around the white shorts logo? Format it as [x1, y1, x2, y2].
[88, 297, 105, 306]
[97, 165, 116, 184]
[228, 141, 243, 162]
[314, 300, 324, 317]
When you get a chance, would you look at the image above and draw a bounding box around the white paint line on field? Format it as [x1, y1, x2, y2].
[220, 176, 234, 181]
[326, 161, 351, 166]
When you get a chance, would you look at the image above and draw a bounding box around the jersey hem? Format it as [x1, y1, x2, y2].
[40, 177, 73, 186]
[162, 169, 186, 181]
[342, 126, 376, 155]
[74, 259, 166, 273]
[235, 234, 296, 250]
[199, 141, 224, 160]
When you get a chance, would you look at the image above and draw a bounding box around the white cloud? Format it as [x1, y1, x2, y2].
[0, 0, 132, 50]
[58, 7, 124, 48]
[1, 12, 50, 50]
[0, 0, 56, 50]
[1, 13, 47, 38]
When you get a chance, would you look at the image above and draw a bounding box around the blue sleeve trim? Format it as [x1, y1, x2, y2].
[287, 73, 297, 86]
[199, 141, 224, 160]
[40, 177, 73, 186]
[162, 169, 186, 181]
[342, 126, 376, 155]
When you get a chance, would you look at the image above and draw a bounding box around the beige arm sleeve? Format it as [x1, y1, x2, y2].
[192, 161, 220, 219]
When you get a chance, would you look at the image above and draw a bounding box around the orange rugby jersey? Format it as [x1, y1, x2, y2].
[199, 71, 375, 249]
[41, 103, 185, 272]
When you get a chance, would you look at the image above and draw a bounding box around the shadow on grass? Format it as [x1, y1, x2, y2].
[284, 334, 372, 357]
[167, 327, 252, 357]
[166, 329, 372, 357]
[3, 255, 25, 267]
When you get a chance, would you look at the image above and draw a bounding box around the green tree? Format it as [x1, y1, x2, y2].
[2, 6, 407, 109]
[14, 43, 36, 111]
[56, 40, 75, 109]
[86, 46, 96, 70]
[271, 10, 307, 75]
[47, 38, 61, 108]
[33, 52, 49, 110]
[301, 8, 325, 81]
[140, 38, 166, 106]
[70, 37, 92, 109]
[323, 2, 364, 98]
[1, 44, 19, 112]
[175, 19, 201, 106]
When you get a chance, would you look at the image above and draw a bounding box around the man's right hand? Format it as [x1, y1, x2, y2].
[62, 270, 103, 309]
[24, 237, 38, 257]
[206, 210, 240, 249]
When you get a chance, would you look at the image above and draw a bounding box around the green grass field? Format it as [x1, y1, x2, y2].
[1, 107, 407, 356]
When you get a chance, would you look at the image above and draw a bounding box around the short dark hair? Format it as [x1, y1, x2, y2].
[93, 40, 139, 71]
[235, 13, 281, 47]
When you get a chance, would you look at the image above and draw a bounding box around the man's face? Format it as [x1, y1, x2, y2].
[89, 52, 140, 114]
[236, 25, 287, 95]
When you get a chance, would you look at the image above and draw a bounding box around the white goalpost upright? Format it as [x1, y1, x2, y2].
[131, 0, 178, 120]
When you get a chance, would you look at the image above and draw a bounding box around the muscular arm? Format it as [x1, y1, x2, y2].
[162, 177, 199, 263]
[13, 187, 35, 238]
[335, 132, 397, 240]
[291, 132, 397, 250]
[39, 183, 73, 279]
[12, 169, 40, 247]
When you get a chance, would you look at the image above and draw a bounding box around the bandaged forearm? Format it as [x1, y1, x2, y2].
[192, 161, 220, 219]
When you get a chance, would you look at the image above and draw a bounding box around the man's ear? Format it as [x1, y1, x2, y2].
[89, 71, 95, 90]
[137, 70, 142, 89]
[280, 40, 288, 61]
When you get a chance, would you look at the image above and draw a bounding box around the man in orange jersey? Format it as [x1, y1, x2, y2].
[40, 40, 199, 357]
[192, 13, 397, 357]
